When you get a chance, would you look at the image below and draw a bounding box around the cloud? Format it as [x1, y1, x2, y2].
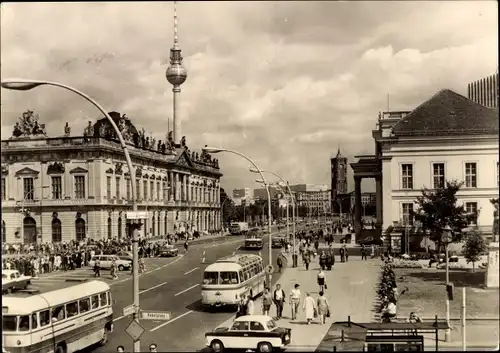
[1, 1, 497, 194]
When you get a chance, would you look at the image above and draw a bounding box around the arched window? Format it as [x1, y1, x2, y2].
[75, 218, 86, 241]
[1, 220, 5, 243]
[23, 217, 37, 244]
[118, 217, 122, 239]
[52, 218, 62, 243]
[107, 217, 112, 239]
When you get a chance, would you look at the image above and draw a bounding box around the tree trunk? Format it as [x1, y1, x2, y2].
[472, 261, 475, 273]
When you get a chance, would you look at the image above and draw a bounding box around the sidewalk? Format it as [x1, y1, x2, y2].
[217, 254, 381, 351]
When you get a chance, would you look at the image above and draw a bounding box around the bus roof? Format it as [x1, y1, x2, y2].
[2, 280, 110, 315]
[218, 254, 261, 266]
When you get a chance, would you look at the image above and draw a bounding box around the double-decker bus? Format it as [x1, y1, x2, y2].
[2, 280, 113, 353]
[201, 254, 265, 309]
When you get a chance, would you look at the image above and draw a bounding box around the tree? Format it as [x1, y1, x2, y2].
[462, 230, 488, 272]
[413, 180, 473, 249]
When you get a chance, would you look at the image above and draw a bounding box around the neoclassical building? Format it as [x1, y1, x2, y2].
[351, 89, 499, 243]
[1, 111, 223, 244]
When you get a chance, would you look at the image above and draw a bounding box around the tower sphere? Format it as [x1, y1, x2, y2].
[166, 64, 187, 86]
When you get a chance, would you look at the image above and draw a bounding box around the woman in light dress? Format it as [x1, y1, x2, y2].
[246, 295, 255, 315]
[316, 291, 330, 324]
[303, 292, 317, 325]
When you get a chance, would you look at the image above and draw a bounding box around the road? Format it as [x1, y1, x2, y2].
[29, 228, 290, 352]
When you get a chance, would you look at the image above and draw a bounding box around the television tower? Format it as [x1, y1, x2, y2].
[166, 1, 187, 146]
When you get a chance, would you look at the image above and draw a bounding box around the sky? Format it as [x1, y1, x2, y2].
[1, 1, 498, 195]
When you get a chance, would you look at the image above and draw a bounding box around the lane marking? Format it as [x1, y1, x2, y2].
[174, 284, 199, 296]
[184, 267, 199, 275]
[150, 310, 193, 332]
[139, 281, 168, 294]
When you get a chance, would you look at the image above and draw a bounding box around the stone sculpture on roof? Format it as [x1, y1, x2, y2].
[64, 122, 71, 137]
[12, 110, 47, 138]
[83, 121, 94, 137]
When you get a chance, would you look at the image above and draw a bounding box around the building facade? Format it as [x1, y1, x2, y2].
[351, 89, 499, 238]
[330, 149, 348, 213]
[0, 111, 222, 244]
[468, 73, 499, 109]
[232, 188, 255, 206]
[289, 184, 331, 217]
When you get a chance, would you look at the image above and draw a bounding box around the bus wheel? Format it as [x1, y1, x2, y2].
[99, 328, 108, 346]
[210, 340, 224, 353]
[55, 343, 66, 353]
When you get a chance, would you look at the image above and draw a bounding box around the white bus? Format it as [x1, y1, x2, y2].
[2, 280, 113, 353]
[230, 222, 249, 235]
[201, 254, 265, 309]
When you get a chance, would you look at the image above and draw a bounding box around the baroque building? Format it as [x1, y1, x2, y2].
[0, 110, 222, 244]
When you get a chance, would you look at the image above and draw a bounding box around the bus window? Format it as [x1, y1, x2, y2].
[79, 298, 90, 313]
[203, 271, 218, 285]
[31, 313, 38, 330]
[220, 272, 239, 284]
[66, 301, 79, 318]
[99, 293, 107, 306]
[244, 269, 250, 281]
[2, 316, 17, 332]
[238, 270, 244, 283]
[51, 305, 66, 322]
[107, 291, 112, 305]
[19, 315, 30, 331]
[39, 310, 50, 327]
[91, 295, 99, 309]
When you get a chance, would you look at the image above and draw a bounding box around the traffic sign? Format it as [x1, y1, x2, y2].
[126, 211, 149, 220]
[140, 310, 171, 321]
[125, 320, 145, 341]
[123, 305, 135, 317]
[266, 265, 274, 274]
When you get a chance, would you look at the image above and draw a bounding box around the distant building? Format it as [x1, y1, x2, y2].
[468, 73, 499, 109]
[289, 184, 330, 218]
[233, 188, 253, 200]
[253, 187, 280, 201]
[330, 149, 348, 213]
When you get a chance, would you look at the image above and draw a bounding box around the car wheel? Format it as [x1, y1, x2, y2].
[210, 340, 224, 353]
[258, 342, 273, 353]
[118, 265, 124, 271]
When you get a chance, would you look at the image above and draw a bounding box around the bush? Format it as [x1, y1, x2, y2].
[391, 259, 424, 268]
[409, 252, 432, 260]
[437, 262, 465, 269]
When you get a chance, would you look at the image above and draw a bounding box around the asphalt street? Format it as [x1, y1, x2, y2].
[28, 228, 292, 352]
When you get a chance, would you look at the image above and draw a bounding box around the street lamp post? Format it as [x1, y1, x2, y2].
[250, 169, 297, 267]
[1, 79, 141, 352]
[203, 147, 273, 288]
[441, 224, 453, 343]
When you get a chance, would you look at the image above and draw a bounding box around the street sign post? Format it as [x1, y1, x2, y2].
[125, 320, 145, 341]
[123, 304, 135, 317]
[266, 264, 274, 274]
[140, 310, 171, 321]
[126, 211, 149, 220]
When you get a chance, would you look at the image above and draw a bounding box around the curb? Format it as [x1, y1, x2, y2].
[421, 317, 499, 321]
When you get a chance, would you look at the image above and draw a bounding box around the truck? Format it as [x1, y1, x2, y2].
[230, 222, 249, 235]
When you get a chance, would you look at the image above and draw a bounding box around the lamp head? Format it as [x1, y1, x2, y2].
[1, 79, 46, 91]
[202, 146, 225, 154]
[249, 167, 259, 173]
[255, 179, 265, 184]
[442, 224, 452, 233]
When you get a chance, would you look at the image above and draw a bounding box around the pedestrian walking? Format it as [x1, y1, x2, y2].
[273, 284, 286, 319]
[339, 246, 345, 263]
[289, 284, 301, 320]
[246, 295, 255, 315]
[361, 245, 367, 260]
[303, 292, 317, 325]
[261, 288, 273, 316]
[303, 252, 310, 271]
[343, 245, 349, 262]
[277, 255, 283, 273]
[111, 259, 118, 280]
[316, 291, 330, 324]
[317, 269, 326, 292]
[184, 240, 189, 253]
[94, 259, 101, 277]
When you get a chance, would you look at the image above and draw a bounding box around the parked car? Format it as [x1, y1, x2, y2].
[205, 315, 291, 353]
[358, 236, 383, 246]
[159, 244, 179, 257]
[88, 255, 132, 271]
[2, 270, 32, 294]
[272, 236, 285, 248]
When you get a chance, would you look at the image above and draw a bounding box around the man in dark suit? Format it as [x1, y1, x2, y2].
[273, 283, 286, 319]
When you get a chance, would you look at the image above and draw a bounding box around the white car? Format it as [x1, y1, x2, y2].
[88, 255, 132, 271]
[205, 315, 291, 352]
[2, 270, 32, 294]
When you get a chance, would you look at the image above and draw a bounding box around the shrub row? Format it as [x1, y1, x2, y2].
[391, 259, 424, 268]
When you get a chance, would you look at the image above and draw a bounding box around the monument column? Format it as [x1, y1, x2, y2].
[354, 176, 362, 238]
[375, 175, 383, 227]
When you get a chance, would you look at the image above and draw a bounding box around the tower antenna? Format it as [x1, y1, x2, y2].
[173, 0, 179, 48]
[387, 93, 390, 112]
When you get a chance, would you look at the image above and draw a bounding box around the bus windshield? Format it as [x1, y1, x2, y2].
[203, 271, 239, 285]
[2, 316, 17, 332]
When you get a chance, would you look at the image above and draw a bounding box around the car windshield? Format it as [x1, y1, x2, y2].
[2, 316, 17, 332]
[266, 319, 277, 330]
